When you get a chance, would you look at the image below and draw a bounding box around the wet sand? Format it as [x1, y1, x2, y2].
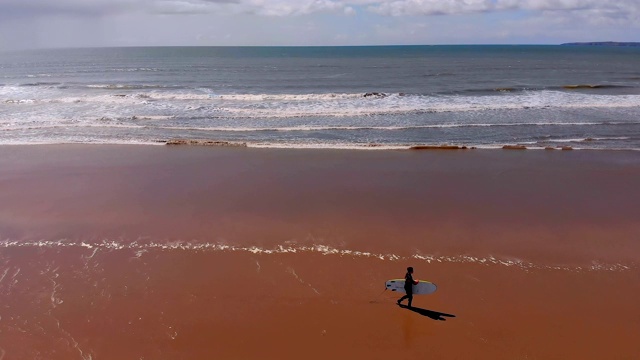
[0, 145, 639, 359]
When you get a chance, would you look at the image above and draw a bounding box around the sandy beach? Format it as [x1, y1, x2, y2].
[0, 145, 639, 359]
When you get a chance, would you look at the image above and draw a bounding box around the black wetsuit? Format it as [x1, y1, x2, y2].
[397, 272, 415, 307]
[404, 272, 414, 294]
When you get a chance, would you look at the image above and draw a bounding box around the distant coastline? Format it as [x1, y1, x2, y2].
[561, 41, 640, 47]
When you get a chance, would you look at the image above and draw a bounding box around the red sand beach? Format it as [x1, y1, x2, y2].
[0, 145, 639, 359]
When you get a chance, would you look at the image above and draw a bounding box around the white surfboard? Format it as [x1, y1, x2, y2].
[385, 279, 437, 295]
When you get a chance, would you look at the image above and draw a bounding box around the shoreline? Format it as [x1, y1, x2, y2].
[1, 141, 639, 151]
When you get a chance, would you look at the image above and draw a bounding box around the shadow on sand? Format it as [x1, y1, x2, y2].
[398, 304, 456, 321]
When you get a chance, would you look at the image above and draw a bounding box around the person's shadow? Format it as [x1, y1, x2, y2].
[398, 304, 456, 321]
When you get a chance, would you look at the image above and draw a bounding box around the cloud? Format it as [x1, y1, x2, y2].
[503, 0, 639, 16]
[368, 0, 639, 20]
[508, 0, 640, 26]
[370, 0, 494, 16]
[1, 0, 638, 22]
[0, 0, 137, 18]
[235, 0, 347, 16]
[0, 0, 355, 18]
[1, 0, 637, 50]
[151, 1, 224, 15]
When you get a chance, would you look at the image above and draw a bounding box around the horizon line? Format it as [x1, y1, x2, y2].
[6, 41, 638, 53]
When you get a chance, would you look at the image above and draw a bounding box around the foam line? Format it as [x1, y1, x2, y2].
[3, 122, 635, 133]
[0, 240, 632, 273]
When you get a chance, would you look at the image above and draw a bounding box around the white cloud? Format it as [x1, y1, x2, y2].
[0, 0, 138, 17]
[152, 1, 219, 15]
[370, 0, 494, 16]
[512, 0, 639, 27]
[0, 0, 637, 50]
[1, 0, 638, 21]
[240, 0, 347, 16]
[367, 0, 639, 21]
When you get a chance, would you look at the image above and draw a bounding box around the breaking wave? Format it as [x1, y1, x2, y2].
[3, 122, 636, 133]
[86, 84, 179, 90]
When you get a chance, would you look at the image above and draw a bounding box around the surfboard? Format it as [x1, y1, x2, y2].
[385, 279, 437, 295]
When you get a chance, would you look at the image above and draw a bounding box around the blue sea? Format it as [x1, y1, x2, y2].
[1, 45, 639, 149]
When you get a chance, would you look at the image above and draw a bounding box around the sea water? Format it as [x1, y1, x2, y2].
[1, 45, 639, 149]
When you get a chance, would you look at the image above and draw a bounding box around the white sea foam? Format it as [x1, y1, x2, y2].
[4, 90, 640, 118]
[2, 137, 639, 151]
[131, 115, 175, 120]
[543, 136, 632, 143]
[2, 122, 633, 133]
[248, 142, 411, 150]
[0, 124, 147, 132]
[0, 240, 632, 272]
[109, 68, 159, 72]
[86, 84, 169, 89]
[214, 93, 365, 101]
[0, 268, 9, 284]
[0, 139, 165, 146]
[151, 122, 637, 131]
[2, 85, 639, 149]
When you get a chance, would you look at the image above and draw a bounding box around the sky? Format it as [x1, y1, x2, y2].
[0, 0, 638, 50]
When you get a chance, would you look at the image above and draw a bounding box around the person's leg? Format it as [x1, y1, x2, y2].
[397, 294, 408, 304]
[407, 293, 413, 308]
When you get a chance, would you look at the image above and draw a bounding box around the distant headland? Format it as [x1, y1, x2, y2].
[561, 42, 640, 47]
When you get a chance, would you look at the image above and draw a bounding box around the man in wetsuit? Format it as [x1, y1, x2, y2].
[397, 266, 418, 308]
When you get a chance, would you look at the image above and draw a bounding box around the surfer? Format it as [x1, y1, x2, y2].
[397, 267, 418, 308]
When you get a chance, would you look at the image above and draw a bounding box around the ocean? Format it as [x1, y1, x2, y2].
[1, 45, 639, 149]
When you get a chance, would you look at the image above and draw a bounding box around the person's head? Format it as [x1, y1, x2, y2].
[407, 266, 413, 273]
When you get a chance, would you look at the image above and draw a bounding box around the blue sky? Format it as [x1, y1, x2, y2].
[0, 0, 638, 50]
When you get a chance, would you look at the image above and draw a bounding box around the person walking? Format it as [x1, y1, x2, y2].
[397, 266, 418, 308]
